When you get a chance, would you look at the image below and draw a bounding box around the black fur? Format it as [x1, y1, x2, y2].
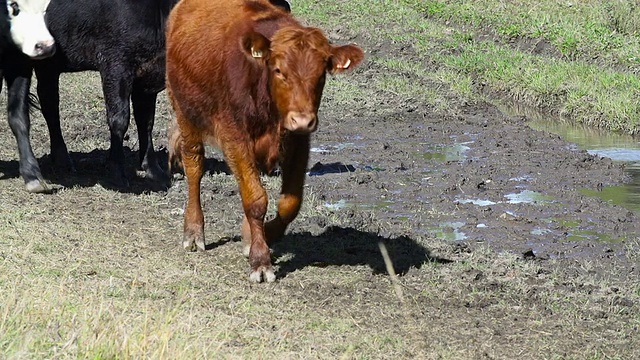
[31, 0, 179, 187]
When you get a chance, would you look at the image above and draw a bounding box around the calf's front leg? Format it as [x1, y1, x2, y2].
[5, 70, 52, 193]
[241, 134, 310, 255]
[225, 141, 274, 283]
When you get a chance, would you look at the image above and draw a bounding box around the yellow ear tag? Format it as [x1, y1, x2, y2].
[251, 47, 263, 58]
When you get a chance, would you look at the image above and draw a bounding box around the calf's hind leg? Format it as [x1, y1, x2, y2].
[101, 67, 133, 188]
[180, 121, 206, 252]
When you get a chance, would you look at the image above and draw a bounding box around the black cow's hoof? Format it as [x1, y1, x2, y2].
[144, 162, 171, 187]
[51, 146, 76, 173]
[107, 162, 130, 189]
[25, 179, 60, 194]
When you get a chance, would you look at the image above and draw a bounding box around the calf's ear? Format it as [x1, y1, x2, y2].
[328, 44, 364, 74]
[242, 31, 271, 62]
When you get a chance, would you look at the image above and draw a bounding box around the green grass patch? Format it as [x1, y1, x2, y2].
[296, 0, 640, 134]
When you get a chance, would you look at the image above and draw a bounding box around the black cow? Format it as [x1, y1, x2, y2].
[28, 0, 178, 190]
[5, 0, 292, 192]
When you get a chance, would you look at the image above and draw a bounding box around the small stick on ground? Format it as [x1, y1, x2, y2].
[378, 242, 404, 302]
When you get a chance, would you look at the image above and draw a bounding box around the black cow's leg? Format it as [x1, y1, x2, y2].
[34, 67, 74, 172]
[4, 69, 52, 193]
[100, 67, 132, 188]
[131, 85, 168, 184]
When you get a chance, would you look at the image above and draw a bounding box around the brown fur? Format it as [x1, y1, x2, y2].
[166, 0, 364, 282]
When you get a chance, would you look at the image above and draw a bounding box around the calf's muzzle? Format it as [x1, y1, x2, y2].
[286, 111, 317, 134]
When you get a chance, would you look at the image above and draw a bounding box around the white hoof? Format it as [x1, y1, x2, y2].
[183, 236, 205, 252]
[25, 179, 56, 194]
[249, 267, 276, 283]
[183, 238, 196, 251]
[195, 238, 206, 251]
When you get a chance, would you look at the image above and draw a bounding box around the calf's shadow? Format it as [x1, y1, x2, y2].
[263, 226, 451, 278]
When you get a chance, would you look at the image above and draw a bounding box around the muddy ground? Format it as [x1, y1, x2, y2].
[1, 20, 639, 360]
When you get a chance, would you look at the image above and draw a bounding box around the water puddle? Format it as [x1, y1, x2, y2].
[529, 119, 640, 161]
[564, 229, 620, 242]
[322, 198, 412, 218]
[428, 221, 467, 241]
[532, 218, 623, 243]
[419, 143, 470, 162]
[310, 142, 356, 154]
[457, 198, 496, 206]
[528, 118, 640, 212]
[457, 190, 554, 206]
[498, 101, 640, 212]
[504, 190, 554, 204]
[324, 199, 348, 211]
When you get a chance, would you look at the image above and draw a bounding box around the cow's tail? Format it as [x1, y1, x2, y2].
[27, 92, 41, 113]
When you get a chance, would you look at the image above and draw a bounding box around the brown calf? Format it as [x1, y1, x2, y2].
[166, 0, 364, 282]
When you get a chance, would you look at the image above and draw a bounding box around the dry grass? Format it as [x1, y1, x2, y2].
[1, 169, 638, 358]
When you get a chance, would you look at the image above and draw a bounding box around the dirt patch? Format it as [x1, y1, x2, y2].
[0, 17, 639, 360]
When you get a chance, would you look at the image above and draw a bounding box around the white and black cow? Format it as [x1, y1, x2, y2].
[4, 0, 292, 192]
[30, 0, 179, 189]
[1, 0, 55, 193]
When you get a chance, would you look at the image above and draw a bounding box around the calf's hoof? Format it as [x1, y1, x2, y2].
[249, 266, 276, 283]
[25, 179, 57, 194]
[183, 234, 205, 252]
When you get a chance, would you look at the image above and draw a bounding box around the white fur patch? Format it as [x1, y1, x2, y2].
[7, 0, 55, 58]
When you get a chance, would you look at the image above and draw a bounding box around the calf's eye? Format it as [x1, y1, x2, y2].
[9, 2, 19, 16]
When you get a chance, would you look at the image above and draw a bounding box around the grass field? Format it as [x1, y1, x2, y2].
[1, 0, 640, 359]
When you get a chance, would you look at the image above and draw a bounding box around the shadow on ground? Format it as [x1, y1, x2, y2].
[268, 226, 451, 278]
[0, 148, 229, 194]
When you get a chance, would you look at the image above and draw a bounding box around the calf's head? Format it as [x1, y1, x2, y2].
[6, 0, 55, 58]
[243, 27, 364, 134]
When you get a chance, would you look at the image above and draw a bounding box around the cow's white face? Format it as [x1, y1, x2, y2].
[6, 0, 55, 59]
